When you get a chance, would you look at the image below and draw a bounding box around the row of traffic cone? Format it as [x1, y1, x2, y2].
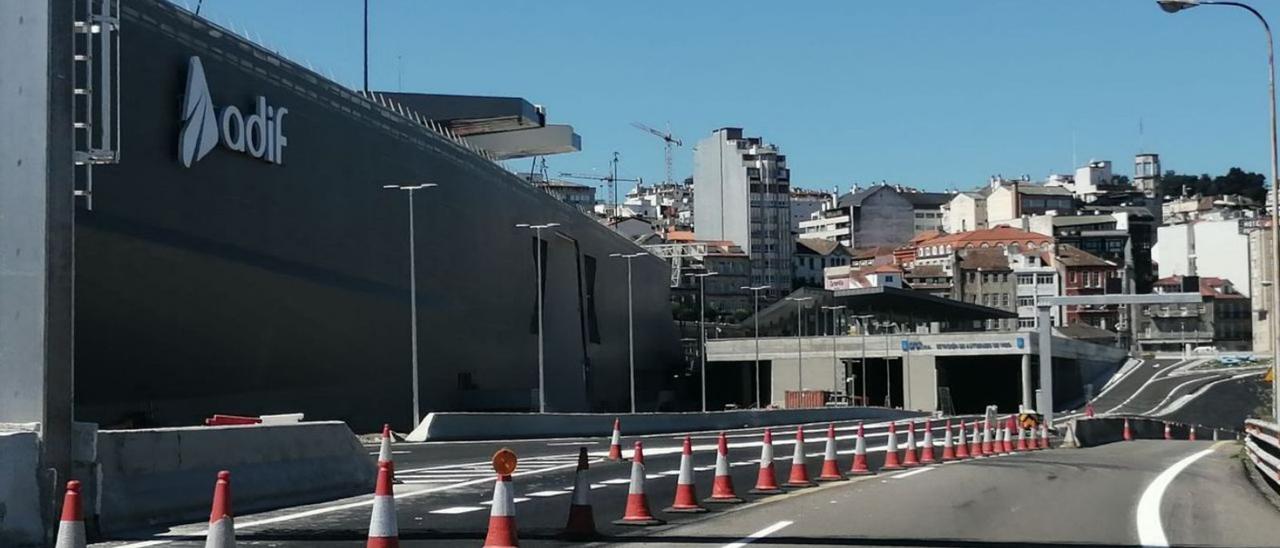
[1122, 418, 1207, 442]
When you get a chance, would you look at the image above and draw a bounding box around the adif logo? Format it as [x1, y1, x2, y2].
[179, 56, 288, 167]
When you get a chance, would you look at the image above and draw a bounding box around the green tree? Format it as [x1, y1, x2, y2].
[1158, 168, 1266, 202]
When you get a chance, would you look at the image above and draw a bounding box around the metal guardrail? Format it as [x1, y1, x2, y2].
[1244, 418, 1280, 488]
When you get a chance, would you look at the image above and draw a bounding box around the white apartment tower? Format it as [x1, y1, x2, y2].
[1135, 153, 1160, 194]
[693, 128, 793, 298]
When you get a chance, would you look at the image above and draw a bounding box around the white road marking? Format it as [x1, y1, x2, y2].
[1135, 447, 1215, 547]
[723, 520, 794, 547]
[430, 506, 485, 515]
[889, 467, 935, 479]
[546, 440, 599, 446]
[1102, 359, 1189, 415]
[590, 483, 607, 489]
[526, 490, 570, 497]
[482, 497, 530, 505]
[600, 478, 631, 485]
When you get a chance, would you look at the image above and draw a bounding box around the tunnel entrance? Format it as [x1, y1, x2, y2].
[849, 357, 903, 408]
[937, 355, 1023, 413]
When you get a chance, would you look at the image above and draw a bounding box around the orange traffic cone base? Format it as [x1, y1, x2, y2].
[749, 486, 784, 494]
[613, 516, 666, 526]
[664, 504, 709, 513]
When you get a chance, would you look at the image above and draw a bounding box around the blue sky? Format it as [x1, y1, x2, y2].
[186, 0, 1276, 195]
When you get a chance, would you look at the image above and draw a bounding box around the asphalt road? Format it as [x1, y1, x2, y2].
[1063, 357, 1268, 428]
[95, 414, 985, 547]
[607, 440, 1280, 548]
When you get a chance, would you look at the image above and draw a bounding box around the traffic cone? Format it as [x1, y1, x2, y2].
[941, 419, 957, 461]
[955, 421, 971, 460]
[706, 432, 744, 503]
[920, 419, 936, 464]
[1164, 422, 1172, 441]
[562, 448, 596, 540]
[882, 422, 904, 471]
[207, 471, 235, 548]
[614, 441, 664, 525]
[848, 422, 874, 476]
[1213, 428, 1220, 441]
[969, 421, 982, 458]
[1123, 418, 1133, 441]
[368, 463, 399, 547]
[1015, 423, 1028, 452]
[981, 418, 993, 456]
[54, 480, 86, 548]
[1039, 423, 1050, 449]
[902, 422, 920, 468]
[1189, 425, 1197, 441]
[483, 474, 519, 547]
[1001, 417, 1014, 454]
[665, 436, 707, 513]
[751, 428, 783, 494]
[607, 418, 623, 461]
[818, 423, 846, 481]
[378, 424, 396, 482]
[786, 426, 817, 487]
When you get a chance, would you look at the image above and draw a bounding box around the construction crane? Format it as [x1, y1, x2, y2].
[560, 152, 641, 221]
[631, 122, 682, 185]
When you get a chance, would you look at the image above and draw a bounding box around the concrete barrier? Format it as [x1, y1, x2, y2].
[0, 428, 42, 548]
[407, 407, 928, 442]
[96, 421, 374, 535]
[1071, 417, 1235, 448]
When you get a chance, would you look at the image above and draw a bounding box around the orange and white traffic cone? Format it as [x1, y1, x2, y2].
[981, 418, 993, 456]
[818, 423, 846, 481]
[751, 429, 783, 494]
[54, 480, 86, 548]
[483, 474, 519, 547]
[706, 432, 744, 503]
[665, 436, 707, 513]
[378, 424, 396, 481]
[1001, 417, 1014, 454]
[206, 471, 235, 548]
[1164, 422, 1172, 441]
[955, 421, 971, 460]
[848, 422, 875, 476]
[941, 419, 957, 461]
[1015, 422, 1028, 452]
[1039, 423, 1050, 449]
[882, 422, 904, 471]
[607, 418, 624, 461]
[786, 426, 816, 487]
[902, 422, 921, 468]
[968, 420, 982, 458]
[1123, 418, 1133, 441]
[1189, 425, 1197, 441]
[367, 462, 399, 548]
[614, 442, 664, 525]
[562, 448, 597, 540]
[920, 419, 937, 464]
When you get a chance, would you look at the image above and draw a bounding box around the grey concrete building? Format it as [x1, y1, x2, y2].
[693, 128, 793, 299]
[799, 184, 950, 249]
[1249, 221, 1275, 355]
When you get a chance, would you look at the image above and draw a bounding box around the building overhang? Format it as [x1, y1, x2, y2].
[464, 124, 581, 160]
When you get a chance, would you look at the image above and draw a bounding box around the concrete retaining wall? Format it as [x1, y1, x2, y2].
[96, 421, 374, 535]
[408, 407, 927, 442]
[0, 429, 42, 548]
[1071, 417, 1237, 448]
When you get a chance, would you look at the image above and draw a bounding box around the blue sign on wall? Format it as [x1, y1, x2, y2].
[1016, 337, 1025, 349]
[901, 340, 910, 351]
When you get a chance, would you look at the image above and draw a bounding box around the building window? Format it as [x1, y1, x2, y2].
[1017, 274, 1034, 285]
[1036, 274, 1054, 285]
[1018, 296, 1035, 307]
[1018, 318, 1036, 328]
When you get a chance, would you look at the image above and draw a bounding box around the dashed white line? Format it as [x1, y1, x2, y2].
[526, 490, 570, 497]
[429, 506, 484, 515]
[889, 467, 936, 479]
[600, 478, 631, 485]
[723, 520, 794, 547]
[1135, 447, 1215, 547]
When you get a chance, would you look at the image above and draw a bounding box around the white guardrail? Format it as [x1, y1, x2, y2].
[1243, 418, 1280, 489]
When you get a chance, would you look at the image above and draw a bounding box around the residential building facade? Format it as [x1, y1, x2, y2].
[799, 184, 951, 250]
[793, 238, 853, 288]
[1137, 276, 1253, 352]
[1155, 218, 1253, 296]
[1249, 220, 1275, 354]
[1055, 244, 1123, 330]
[693, 127, 793, 299]
[1010, 252, 1060, 329]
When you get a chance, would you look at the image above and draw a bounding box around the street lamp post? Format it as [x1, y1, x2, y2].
[1158, 0, 1280, 422]
[853, 314, 874, 406]
[883, 321, 897, 408]
[516, 222, 562, 413]
[786, 296, 814, 396]
[741, 285, 772, 408]
[689, 271, 719, 412]
[822, 305, 847, 397]
[611, 252, 646, 413]
[383, 183, 437, 428]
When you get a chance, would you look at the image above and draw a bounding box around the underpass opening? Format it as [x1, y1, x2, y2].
[937, 355, 1021, 413]
[856, 357, 903, 409]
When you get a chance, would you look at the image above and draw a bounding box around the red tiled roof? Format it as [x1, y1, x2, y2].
[917, 226, 1052, 248]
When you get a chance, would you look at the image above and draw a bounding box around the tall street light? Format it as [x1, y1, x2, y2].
[1157, 0, 1280, 423]
[383, 183, 437, 428]
[688, 271, 719, 411]
[516, 222, 561, 413]
[822, 305, 847, 399]
[852, 314, 875, 406]
[786, 296, 814, 397]
[741, 285, 771, 408]
[611, 252, 646, 413]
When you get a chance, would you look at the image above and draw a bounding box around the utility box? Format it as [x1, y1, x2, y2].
[784, 390, 829, 409]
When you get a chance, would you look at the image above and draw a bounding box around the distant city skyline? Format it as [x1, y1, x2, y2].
[188, 0, 1277, 196]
